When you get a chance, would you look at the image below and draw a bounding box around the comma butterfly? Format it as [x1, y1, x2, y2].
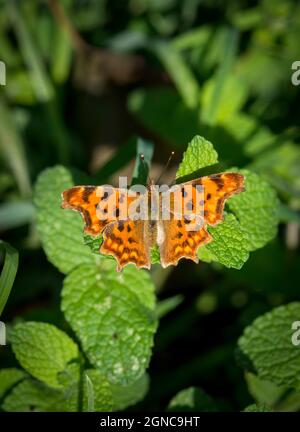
[61, 162, 245, 271]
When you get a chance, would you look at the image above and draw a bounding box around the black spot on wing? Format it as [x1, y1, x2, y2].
[210, 176, 224, 191]
[118, 221, 125, 232]
[82, 186, 96, 203]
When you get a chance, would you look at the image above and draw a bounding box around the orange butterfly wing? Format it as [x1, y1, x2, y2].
[159, 172, 245, 267]
[61, 185, 153, 271]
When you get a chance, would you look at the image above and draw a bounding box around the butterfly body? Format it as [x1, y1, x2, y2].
[61, 172, 245, 271]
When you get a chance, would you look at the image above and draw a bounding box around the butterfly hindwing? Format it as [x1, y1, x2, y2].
[101, 219, 154, 271]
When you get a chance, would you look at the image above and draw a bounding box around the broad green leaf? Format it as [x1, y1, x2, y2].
[0, 368, 26, 399]
[176, 135, 218, 179]
[0, 200, 34, 230]
[94, 138, 136, 183]
[2, 379, 63, 412]
[239, 303, 300, 389]
[243, 403, 272, 412]
[168, 387, 217, 412]
[83, 369, 113, 412]
[99, 260, 156, 311]
[228, 169, 279, 251]
[62, 264, 157, 385]
[10, 322, 78, 389]
[34, 165, 96, 274]
[55, 363, 80, 412]
[0, 240, 19, 317]
[128, 88, 200, 148]
[111, 373, 149, 410]
[198, 213, 250, 269]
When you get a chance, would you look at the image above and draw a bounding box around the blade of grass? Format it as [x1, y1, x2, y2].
[201, 28, 239, 125]
[152, 40, 199, 109]
[0, 98, 31, 197]
[0, 240, 18, 317]
[6, 0, 54, 102]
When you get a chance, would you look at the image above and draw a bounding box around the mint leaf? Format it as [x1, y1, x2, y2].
[111, 373, 149, 410]
[168, 387, 217, 412]
[198, 213, 250, 269]
[243, 403, 272, 412]
[150, 246, 161, 265]
[238, 303, 300, 389]
[10, 322, 78, 389]
[97, 260, 156, 311]
[228, 169, 279, 251]
[34, 165, 95, 274]
[62, 264, 158, 385]
[176, 136, 218, 179]
[83, 369, 113, 412]
[55, 363, 80, 412]
[2, 379, 63, 412]
[0, 368, 26, 399]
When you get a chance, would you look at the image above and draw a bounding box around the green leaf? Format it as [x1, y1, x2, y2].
[131, 138, 154, 186]
[0, 368, 26, 400]
[228, 169, 279, 251]
[152, 41, 200, 109]
[92, 259, 156, 311]
[198, 213, 250, 269]
[111, 373, 149, 410]
[83, 369, 113, 412]
[7, 0, 54, 102]
[243, 403, 272, 412]
[34, 165, 96, 274]
[200, 28, 238, 125]
[0, 99, 32, 197]
[2, 379, 63, 412]
[238, 302, 300, 389]
[168, 387, 217, 412]
[150, 245, 161, 265]
[201, 75, 248, 125]
[176, 135, 218, 179]
[245, 372, 286, 407]
[0, 200, 34, 230]
[0, 240, 19, 317]
[128, 88, 200, 148]
[94, 138, 137, 183]
[56, 363, 80, 412]
[156, 295, 184, 319]
[62, 264, 157, 385]
[10, 322, 79, 389]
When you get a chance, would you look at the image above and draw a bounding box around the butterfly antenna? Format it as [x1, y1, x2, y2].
[155, 151, 175, 184]
[140, 154, 151, 184]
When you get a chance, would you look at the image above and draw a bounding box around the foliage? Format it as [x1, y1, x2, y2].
[0, 0, 300, 413]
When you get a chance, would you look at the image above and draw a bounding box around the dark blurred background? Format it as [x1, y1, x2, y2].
[1, 0, 300, 411]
